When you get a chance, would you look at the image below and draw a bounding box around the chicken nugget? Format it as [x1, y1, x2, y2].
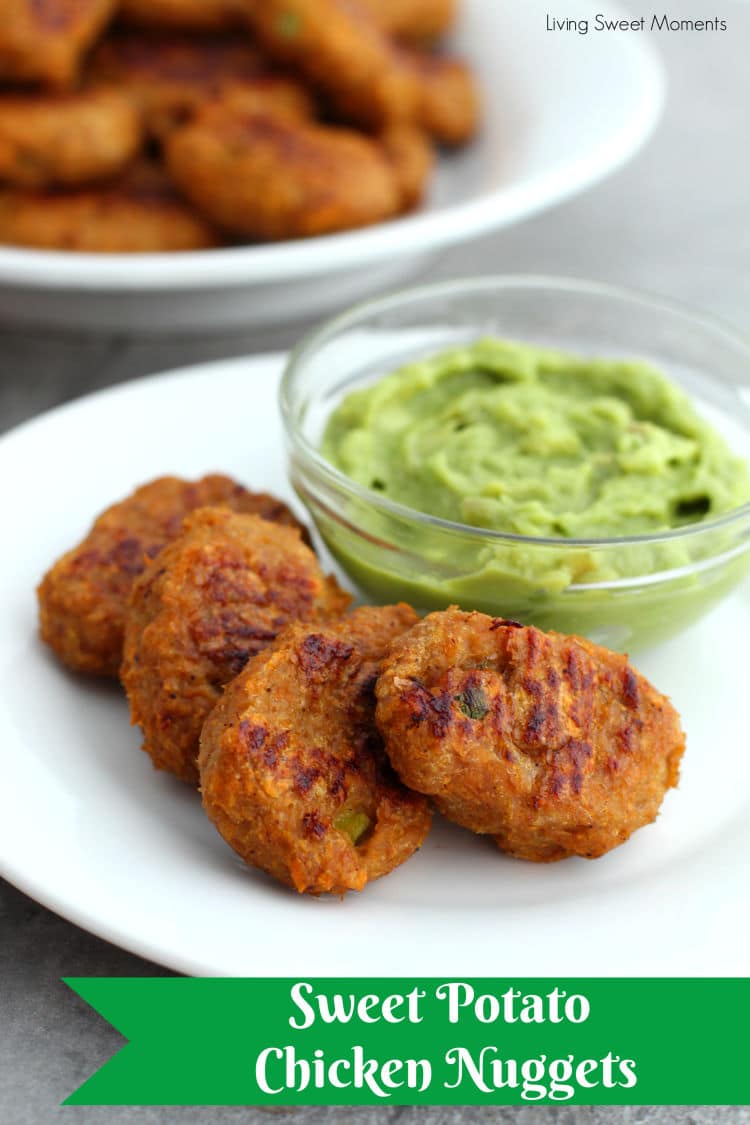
[90, 33, 312, 140]
[166, 108, 400, 240]
[118, 0, 243, 33]
[0, 0, 117, 88]
[358, 0, 457, 44]
[376, 608, 685, 862]
[242, 0, 421, 128]
[212, 78, 315, 124]
[0, 159, 220, 251]
[200, 605, 431, 894]
[0, 88, 141, 189]
[406, 50, 480, 145]
[122, 508, 351, 784]
[379, 124, 434, 211]
[243, 0, 479, 143]
[38, 475, 305, 677]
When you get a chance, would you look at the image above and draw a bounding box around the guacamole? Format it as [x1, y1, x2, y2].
[313, 338, 750, 649]
[322, 338, 750, 539]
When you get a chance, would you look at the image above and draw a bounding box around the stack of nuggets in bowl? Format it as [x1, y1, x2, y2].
[38, 476, 686, 896]
[0, 0, 480, 251]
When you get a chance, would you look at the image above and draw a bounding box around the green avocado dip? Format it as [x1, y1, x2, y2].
[323, 338, 750, 538]
[316, 338, 750, 649]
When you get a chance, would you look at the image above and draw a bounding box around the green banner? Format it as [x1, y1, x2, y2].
[63, 978, 747, 1106]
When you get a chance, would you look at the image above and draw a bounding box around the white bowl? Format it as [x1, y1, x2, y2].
[0, 0, 665, 332]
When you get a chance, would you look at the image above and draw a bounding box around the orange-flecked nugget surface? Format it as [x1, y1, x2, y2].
[0, 159, 220, 251]
[118, 0, 244, 32]
[358, 0, 457, 43]
[166, 109, 400, 240]
[0, 88, 141, 188]
[38, 474, 305, 677]
[90, 33, 312, 139]
[0, 0, 117, 88]
[243, 0, 478, 142]
[376, 608, 685, 862]
[406, 50, 481, 145]
[200, 605, 431, 895]
[379, 124, 434, 211]
[122, 508, 351, 785]
[243, 0, 421, 128]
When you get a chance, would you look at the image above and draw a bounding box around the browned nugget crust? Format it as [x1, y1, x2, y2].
[166, 108, 400, 240]
[0, 0, 117, 88]
[118, 0, 244, 33]
[358, 0, 457, 43]
[376, 608, 686, 862]
[210, 78, 315, 124]
[242, 0, 421, 128]
[90, 33, 313, 139]
[122, 508, 351, 785]
[379, 124, 434, 211]
[199, 605, 431, 894]
[0, 88, 142, 188]
[0, 159, 220, 251]
[38, 475, 306, 677]
[405, 50, 481, 145]
[243, 0, 479, 142]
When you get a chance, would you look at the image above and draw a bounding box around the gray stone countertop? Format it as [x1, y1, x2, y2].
[1, 2, 748, 1121]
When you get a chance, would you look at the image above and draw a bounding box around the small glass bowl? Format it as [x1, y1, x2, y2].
[280, 277, 750, 651]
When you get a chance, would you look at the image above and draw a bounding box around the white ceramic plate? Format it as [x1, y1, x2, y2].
[1, 354, 748, 978]
[0, 0, 665, 332]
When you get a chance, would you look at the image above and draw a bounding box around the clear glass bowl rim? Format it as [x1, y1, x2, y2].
[280, 274, 750, 550]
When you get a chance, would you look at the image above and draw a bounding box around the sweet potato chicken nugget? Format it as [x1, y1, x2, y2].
[0, 0, 117, 88]
[242, 0, 422, 128]
[90, 32, 313, 140]
[0, 88, 141, 188]
[38, 474, 304, 677]
[166, 108, 400, 240]
[404, 49, 480, 146]
[0, 158, 220, 251]
[358, 0, 458, 43]
[118, 0, 244, 33]
[199, 605, 432, 895]
[242, 0, 479, 142]
[376, 608, 686, 862]
[379, 124, 434, 210]
[121, 508, 351, 785]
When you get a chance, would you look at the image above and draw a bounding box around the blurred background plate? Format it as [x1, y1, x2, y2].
[0, 0, 665, 333]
